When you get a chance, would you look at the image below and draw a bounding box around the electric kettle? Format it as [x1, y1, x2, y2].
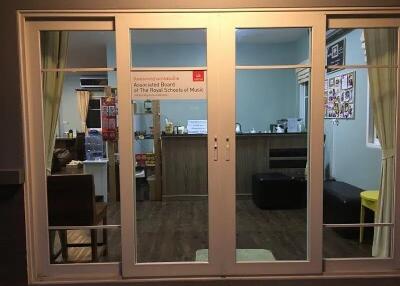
[235, 123, 242, 133]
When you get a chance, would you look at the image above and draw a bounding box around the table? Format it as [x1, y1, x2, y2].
[359, 190, 379, 243]
[83, 159, 109, 202]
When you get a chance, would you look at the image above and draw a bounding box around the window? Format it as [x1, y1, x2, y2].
[367, 80, 381, 148]
[86, 98, 101, 129]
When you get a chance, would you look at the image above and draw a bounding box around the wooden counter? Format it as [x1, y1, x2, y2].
[161, 133, 307, 198]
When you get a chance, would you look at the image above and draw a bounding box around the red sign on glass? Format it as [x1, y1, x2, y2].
[101, 97, 117, 141]
[193, 70, 204, 82]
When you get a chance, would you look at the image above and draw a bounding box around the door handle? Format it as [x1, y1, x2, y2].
[214, 136, 218, 161]
[225, 137, 230, 161]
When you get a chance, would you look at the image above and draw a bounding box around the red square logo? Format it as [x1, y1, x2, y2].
[193, 70, 204, 82]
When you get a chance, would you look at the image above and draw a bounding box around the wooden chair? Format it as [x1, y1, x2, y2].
[47, 174, 107, 262]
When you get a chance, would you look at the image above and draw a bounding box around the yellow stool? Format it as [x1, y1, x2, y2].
[359, 190, 379, 243]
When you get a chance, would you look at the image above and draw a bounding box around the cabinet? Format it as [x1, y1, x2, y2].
[133, 100, 162, 200]
[83, 159, 109, 202]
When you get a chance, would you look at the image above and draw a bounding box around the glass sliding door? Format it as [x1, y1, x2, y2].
[323, 18, 400, 272]
[131, 29, 209, 263]
[235, 28, 310, 261]
[23, 19, 120, 278]
[218, 12, 326, 275]
[117, 13, 222, 278]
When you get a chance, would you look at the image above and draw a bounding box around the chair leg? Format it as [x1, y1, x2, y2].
[359, 204, 365, 243]
[103, 215, 108, 257]
[49, 230, 56, 263]
[59, 230, 68, 262]
[91, 229, 98, 262]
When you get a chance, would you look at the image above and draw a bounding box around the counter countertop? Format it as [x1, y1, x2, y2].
[161, 132, 306, 138]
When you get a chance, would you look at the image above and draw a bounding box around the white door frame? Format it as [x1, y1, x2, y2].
[20, 10, 400, 282]
[117, 13, 223, 278]
[21, 19, 120, 280]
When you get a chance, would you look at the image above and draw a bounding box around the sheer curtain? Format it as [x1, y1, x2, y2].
[76, 90, 91, 132]
[364, 29, 397, 257]
[42, 31, 69, 173]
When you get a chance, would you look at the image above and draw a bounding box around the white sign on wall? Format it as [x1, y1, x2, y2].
[131, 70, 207, 100]
[187, 120, 207, 134]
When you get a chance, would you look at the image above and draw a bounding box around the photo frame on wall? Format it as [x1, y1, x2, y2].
[327, 38, 345, 73]
[324, 71, 355, 119]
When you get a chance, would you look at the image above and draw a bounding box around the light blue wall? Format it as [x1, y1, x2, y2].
[324, 29, 381, 189]
[126, 33, 310, 152]
[59, 74, 82, 135]
[236, 69, 298, 132]
[236, 35, 309, 132]
[128, 34, 309, 136]
[236, 38, 309, 66]
[132, 44, 206, 67]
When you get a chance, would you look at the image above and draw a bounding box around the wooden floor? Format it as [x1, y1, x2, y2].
[52, 198, 372, 263]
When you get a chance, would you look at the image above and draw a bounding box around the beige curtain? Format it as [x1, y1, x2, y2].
[42, 31, 69, 173]
[365, 29, 397, 257]
[76, 90, 91, 132]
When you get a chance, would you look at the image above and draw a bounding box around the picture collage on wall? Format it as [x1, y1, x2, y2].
[324, 71, 355, 119]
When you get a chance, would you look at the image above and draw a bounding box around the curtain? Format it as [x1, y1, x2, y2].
[364, 29, 397, 257]
[76, 90, 91, 132]
[41, 31, 69, 173]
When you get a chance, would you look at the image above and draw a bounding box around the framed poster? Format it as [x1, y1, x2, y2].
[324, 71, 355, 119]
[327, 39, 345, 73]
[101, 96, 118, 141]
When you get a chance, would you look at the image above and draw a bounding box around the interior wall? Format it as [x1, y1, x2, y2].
[59, 74, 82, 135]
[324, 29, 381, 189]
[129, 35, 309, 134]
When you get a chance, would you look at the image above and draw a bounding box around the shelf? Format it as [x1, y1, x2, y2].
[270, 157, 307, 161]
[134, 112, 153, 115]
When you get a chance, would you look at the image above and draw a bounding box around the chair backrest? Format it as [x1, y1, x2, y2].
[75, 132, 86, 161]
[47, 174, 96, 226]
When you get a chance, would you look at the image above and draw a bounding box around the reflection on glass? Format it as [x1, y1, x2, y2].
[236, 28, 310, 66]
[134, 100, 208, 262]
[235, 69, 309, 261]
[131, 29, 206, 67]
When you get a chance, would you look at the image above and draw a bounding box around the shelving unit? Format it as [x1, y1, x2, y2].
[134, 100, 162, 201]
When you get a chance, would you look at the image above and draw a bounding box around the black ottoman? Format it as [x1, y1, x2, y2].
[252, 173, 307, 209]
[323, 180, 373, 238]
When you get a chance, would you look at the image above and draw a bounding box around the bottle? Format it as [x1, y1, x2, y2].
[68, 129, 73, 138]
[85, 130, 104, 160]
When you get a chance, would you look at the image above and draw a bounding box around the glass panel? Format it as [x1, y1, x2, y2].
[326, 28, 398, 67]
[131, 29, 206, 67]
[133, 99, 208, 263]
[131, 29, 209, 263]
[323, 67, 396, 259]
[236, 28, 310, 66]
[323, 226, 392, 258]
[41, 69, 121, 264]
[235, 69, 309, 261]
[41, 31, 116, 68]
